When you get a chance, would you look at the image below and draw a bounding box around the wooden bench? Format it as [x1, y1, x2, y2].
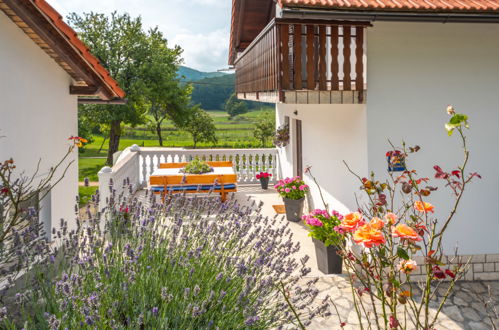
[149, 161, 237, 202]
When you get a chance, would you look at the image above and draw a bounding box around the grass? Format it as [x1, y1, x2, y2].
[78, 186, 98, 206]
[79, 158, 106, 181]
[79, 108, 275, 182]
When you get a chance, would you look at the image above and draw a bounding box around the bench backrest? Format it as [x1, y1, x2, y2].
[150, 174, 237, 186]
[159, 161, 233, 169]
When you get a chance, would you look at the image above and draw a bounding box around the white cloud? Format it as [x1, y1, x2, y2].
[171, 29, 229, 72]
[47, 0, 231, 72]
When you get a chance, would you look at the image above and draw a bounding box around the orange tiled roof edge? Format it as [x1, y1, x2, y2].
[278, 0, 499, 12]
[33, 0, 125, 99]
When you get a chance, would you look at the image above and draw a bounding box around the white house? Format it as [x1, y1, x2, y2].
[0, 0, 124, 236]
[230, 0, 499, 280]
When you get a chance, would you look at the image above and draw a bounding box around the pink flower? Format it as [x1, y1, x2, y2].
[305, 217, 323, 227]
[334, 226, 346, 234]
[285, 188, 291, 193]
[292, 186, 297, 190]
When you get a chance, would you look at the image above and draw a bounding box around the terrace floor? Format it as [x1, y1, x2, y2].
[136, 185, 498, 329]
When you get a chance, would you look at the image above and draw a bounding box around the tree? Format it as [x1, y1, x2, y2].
[254, 114, 276, 147]
[225, 93, 248, 119]
[184, 108, 217, 148]
[140, 30, 194, 146]
[70, 13, 187, 164]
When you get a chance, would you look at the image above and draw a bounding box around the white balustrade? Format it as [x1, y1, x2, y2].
[99, 146, 280, 208]
[138, 148, 279, 185]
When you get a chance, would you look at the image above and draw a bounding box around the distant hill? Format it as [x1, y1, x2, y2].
[177, 66, 227, 82]
[178, 66, 270, 110]
[190, 74, 235, 110]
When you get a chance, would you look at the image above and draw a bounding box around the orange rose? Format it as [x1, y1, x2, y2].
[353, 224, 386, 248]
[414, 201, 435, 213]
[340, 212, 365, 232]
[397, 259, 418, 274]
[384, 212, 398, 225]
[392, 224, 423, 241]
[369, 217, 385, 230]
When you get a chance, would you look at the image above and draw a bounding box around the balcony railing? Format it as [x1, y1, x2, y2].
[98, 146, 280, 208]
[234, 18, 369, 103]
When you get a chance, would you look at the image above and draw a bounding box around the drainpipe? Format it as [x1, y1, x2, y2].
[282, 8, 499, 23]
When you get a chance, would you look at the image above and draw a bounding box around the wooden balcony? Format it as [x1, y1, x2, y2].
[234, 19, 370, 104]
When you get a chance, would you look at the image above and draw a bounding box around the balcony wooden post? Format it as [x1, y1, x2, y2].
[331, 26, 339, 91]
[280, 24, 290, 90]
[293, 24, 302, 90]
[355, 26, 364, 102]
[306, 25, 315, 90]
[343, 26, 352, 91]
[318, 25, 327, 90]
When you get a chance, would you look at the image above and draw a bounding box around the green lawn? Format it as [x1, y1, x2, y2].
[79, 186, 98, 206]
[79, 158, 106, 181]
[79, 108, 275, 182]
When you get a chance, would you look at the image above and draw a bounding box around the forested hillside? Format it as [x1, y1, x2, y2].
[190, 74, 235, 110]
[177, 66, 226, 81]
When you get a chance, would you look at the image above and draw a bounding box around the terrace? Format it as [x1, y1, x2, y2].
[96, 146, 497, 329]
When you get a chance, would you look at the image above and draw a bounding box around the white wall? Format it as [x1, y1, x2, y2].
[0, 11, 78, 236]
[367, 22, 499, 255]
[276, 104, 368, 216]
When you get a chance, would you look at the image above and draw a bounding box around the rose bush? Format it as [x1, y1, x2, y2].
[325, 107, 481, 329]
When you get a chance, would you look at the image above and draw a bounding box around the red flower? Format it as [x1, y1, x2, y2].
[445, 269, 456, 279]
[433, 266, 446, 279]
[256, 172, 272, 179]
[1, 187, 8, 195]
[389, 315, 399, 329]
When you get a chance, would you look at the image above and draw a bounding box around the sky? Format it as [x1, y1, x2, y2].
[47, 0, 231, 72]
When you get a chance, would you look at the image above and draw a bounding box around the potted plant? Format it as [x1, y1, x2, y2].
[303, 209, 344, 274]
[386, 149, 406, 172]
[273, 124, 290, 148]
[255, 172, 272, 189]
[274, 177, 309, 222]
[181, 158, 214, 174]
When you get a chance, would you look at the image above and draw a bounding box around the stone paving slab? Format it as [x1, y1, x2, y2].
[303, 276, 498, 329]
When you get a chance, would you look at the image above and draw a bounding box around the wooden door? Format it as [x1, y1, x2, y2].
[295, 119, 303, 177]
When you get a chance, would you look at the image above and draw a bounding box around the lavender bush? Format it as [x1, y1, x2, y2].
[0, 137, 79, 305]
[4, 183, 329, 328]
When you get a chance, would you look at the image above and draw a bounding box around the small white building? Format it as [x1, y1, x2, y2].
[230, 0, 499, 280]
[0, 0, 124, 235]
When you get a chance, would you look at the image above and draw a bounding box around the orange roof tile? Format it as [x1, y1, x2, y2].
[278, 0, 499, 11]
[33, 0, 125, 99]
[1, 0, 125, 100]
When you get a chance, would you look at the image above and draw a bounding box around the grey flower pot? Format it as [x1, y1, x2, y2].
[283, 197, 305, 222]
[312, 238, 343, 274]
[259, 177, 269, 190]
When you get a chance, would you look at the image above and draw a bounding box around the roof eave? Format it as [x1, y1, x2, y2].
[281, 7, 499, 22]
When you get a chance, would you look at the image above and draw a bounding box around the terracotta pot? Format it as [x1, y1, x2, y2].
[283, 197, 305, 222]
[312, 237, 343, 274]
